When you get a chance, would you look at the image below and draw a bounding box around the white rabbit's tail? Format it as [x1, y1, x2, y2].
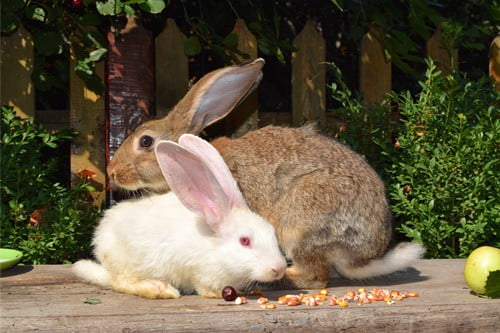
[73, 259, 112, 288]
[335, 242, 426, 279]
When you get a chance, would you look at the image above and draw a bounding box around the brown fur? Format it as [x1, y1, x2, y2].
[107, 59, 392, 288]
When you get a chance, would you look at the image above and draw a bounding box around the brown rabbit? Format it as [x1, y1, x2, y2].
[107, 58, 425, 289]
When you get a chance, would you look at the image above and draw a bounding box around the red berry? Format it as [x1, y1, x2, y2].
[72, 0, 82, 7]
[222, 286, 237, 301]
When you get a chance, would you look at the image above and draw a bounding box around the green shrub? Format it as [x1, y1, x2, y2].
[0, 106, 101, 264]
[329, 60, 499, 258]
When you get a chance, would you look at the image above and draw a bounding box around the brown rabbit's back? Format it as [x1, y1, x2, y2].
[211, 125, 392, 267]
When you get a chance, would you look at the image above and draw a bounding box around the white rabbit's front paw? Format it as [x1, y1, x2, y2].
[140, 279, 181, 299]
[113, 277, 180, 299]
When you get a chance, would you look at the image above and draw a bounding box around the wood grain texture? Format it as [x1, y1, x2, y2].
[292, 21, 326, 126]
[155, 18, 188, 118]
[1, 260, 499, 332]
[70, 58, 106, 207]
[224, 19, 259, 137]
[427, 25, 459, 76]
[489, 35, 500, 91]
[1, 25, 35, 118]
[106, 17, 155, 202]
[359, 29, 391, 105]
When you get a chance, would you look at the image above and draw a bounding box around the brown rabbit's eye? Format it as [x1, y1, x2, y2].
[139, 135, 154, 149]
[239, 237, 251, 248]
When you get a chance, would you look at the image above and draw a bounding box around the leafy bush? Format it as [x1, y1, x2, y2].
[0, 106, 101, 264]
[330, 60, 499, 258]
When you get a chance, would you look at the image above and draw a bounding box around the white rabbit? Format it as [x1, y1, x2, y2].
[73, 134, 287, 299]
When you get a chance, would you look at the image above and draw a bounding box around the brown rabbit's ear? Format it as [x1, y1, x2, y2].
[172, 58, 264, 133]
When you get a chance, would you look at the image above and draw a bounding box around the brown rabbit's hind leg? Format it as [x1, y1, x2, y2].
[112, 275, 180, 299]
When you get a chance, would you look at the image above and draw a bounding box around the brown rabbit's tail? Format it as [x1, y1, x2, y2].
[334, 242, 426, 279]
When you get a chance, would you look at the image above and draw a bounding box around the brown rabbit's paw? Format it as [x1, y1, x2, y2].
[282, 267, 328, 290]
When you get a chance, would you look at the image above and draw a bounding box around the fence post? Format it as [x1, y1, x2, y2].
[359, 28, 391, 105]
[292, 20, 326, 126]
[0, 25, 35, 118]
[155, 18, 189, 118]
[70, 58, 107, 207]
[489, 35, 500, 92]
[224, 19, 259, 137]
[106, 16, 155, 203]
[426, 25, 459, 75]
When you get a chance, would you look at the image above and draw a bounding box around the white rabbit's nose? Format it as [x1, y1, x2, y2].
[272, 265, 286, 279]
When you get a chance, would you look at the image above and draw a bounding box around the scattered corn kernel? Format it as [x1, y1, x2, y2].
[257, 297, 269, 305]
[409, 292, 419, 297]
[234, 296, 247, 305]
[266, 304, 276, 309]
[319, 289, 329, 296]
[358, 288, 366, 293]
[339, 300, 349, 308]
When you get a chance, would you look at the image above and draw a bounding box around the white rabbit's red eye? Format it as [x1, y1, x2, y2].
[239, 237, 251, 247]
[139, 135, 154, 148]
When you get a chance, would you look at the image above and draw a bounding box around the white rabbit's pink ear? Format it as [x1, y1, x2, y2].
[155, 140, 230, 230]
[174, 58, 264, 133]
[178, 134, 248, 209]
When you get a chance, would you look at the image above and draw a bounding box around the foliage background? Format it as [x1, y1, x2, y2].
[1, 1, 498, 261]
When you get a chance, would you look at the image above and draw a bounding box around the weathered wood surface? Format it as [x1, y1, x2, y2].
[224, 19, 259, 137]
[427, 25, 459, 76]
[292, 21, 326, 126]
[155, 18, 189, 118]
[489, 35, 500, 92]
[359, 29, 391, 105]
[0, 25, 35, 118]
[106, 17, 155, 203]
[1, 260, 498, 332]
[70, 59, 107, 207]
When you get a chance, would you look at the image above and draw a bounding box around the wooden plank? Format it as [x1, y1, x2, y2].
[0, 25, 35, 118]
[359, 28, 391, 105]
[224, 19, 259, 137]
[70, 59, 106, 207]
[155, 18, 188, 118]
[426, 25, 459, 76]
[1, 260, 499, 332]
[35, 109, 70, 132]
[106, 17, 155, 203]
[291, 21, 326, 126]
[489, 35, 500, 92]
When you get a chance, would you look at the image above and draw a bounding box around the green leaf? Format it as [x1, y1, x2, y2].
[74, 61, 93, 76]
[96, 0, 121, 16]
[25, 5, 46, 22]
[330, 0, 343, 11]
[184, 36, 202, 56]
[123, 4, 136, 17]
[87, 48, 107, 62]
[139, 0, 166, 14]
[484, 270, 500, 298]
[1, 13, 19, 33]
[83, 297, 102, 304]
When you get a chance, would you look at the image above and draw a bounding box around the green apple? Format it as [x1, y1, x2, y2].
[463, 246, 500, 295]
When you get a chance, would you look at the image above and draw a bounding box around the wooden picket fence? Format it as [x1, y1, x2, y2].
[1, 18, 498, 207]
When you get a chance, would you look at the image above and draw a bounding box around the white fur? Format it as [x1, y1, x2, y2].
[334, 242, 426, 279]
[73, 136, 286, 298]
